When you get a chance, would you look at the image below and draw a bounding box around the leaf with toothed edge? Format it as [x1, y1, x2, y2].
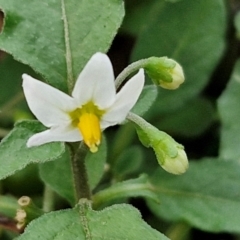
[16, 202, 169, 240]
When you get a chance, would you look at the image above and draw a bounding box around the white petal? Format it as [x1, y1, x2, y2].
[27, 125, 82, 147]
[22, 74, 77, 127]
[72, 52, 116, 109]
[101, 69, 145, 127]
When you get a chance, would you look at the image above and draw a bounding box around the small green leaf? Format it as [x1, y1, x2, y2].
[218, 60, 240, 160]
[148, 158, 240, 233]
[0, 0, 124, 91]
[39, 137, 107, 205]
[17, 202, 168, 240]
[93, 175, 159, 209]
[131, 85, 158, 116]
[0, 120, 65, 180]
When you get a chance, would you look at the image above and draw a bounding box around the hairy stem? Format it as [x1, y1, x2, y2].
[69, 142, 91, 202]
[115, 59, 148, 89]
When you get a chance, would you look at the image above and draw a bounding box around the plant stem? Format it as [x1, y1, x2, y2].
[42, 185, 55, 212]
[92, 177, 154, 209]
[115, 59, 148, 89]
[69, 142, 91, 202]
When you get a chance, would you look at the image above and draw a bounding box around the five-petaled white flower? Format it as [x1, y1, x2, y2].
[22, 52, 145, 153]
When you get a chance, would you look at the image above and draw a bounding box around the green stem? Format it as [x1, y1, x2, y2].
[69, 142, 91, 202]
[115, 59, 148, 89]
[92, 180, 153, 209]
[42, 185, 55, 212]
[127, 112, 158, 133]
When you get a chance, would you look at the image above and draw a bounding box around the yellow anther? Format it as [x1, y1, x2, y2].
[78, 113, 101, 153]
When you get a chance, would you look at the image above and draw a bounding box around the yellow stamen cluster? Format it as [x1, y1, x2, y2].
[69, 102, 105, 153]
[78, 113, 101, 152]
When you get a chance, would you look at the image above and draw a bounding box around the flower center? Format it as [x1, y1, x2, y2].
[78, 113, 100, 153]
[69, 102, 105, 153]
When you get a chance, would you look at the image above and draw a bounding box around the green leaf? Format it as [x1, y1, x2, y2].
[122, 0, 155, 36]
[112, 145, 143, 180]
[131, 0, 226, 114]
[218, 60, 240, 160]
[0, 0, 124, 91]
[85, 136, 107, 190]
[0, 55, 37, 126]
[39, 137, 107, 205]
[0, 120, 65, 180]
[148, 158, 240, 233]
[157, 97, 216, 137]
[93, 175, 159, 209]
[3, 164, 43, 196]
[17, 202, 168, 240]
[39, 150, 75, 205]
[234, 11, 240, 40]
[131, 85, 158, 116]
[0, 55, 35, 106]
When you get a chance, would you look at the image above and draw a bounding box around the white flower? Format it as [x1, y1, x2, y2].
[22, 52, 145, 152]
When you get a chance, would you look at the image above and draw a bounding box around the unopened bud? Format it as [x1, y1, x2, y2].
[144, 57, 185, 90]
[127, 112, 188, 175]
[160, 146, 188, 175]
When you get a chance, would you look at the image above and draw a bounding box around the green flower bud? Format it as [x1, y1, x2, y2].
[144, 57, 185, 90]
[127, 112, 188, 175]
[159, 144, 188, 175]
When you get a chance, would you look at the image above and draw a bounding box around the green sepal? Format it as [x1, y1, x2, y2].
[144, 57, 176, 84]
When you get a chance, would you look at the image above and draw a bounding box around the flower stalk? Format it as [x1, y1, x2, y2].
[115, 59, 148, 89]
[115, 56, 184, 90]
[69, 142, 91, 202]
